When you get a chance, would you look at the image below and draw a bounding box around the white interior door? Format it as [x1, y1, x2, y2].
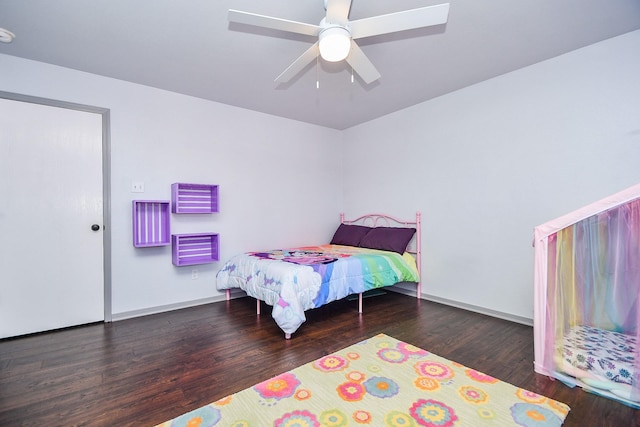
[0, 97, 104, 338]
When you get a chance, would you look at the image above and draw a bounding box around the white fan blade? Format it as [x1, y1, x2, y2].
[275, 42, 320, 83]
[345, 41, 381, 84]
[349, 3, 450, 40]
[229, 9, 320, 37]
[325, 0, 352, 26]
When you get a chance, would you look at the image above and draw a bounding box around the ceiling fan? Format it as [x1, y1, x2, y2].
[229, 0, 450, 84]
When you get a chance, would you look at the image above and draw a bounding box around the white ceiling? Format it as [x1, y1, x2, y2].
[1, 0, 639, 130]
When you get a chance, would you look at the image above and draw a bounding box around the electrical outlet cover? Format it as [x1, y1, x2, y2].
[132, 181, 145, 193]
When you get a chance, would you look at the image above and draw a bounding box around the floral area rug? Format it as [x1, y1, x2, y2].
[156, 334, 569, 427]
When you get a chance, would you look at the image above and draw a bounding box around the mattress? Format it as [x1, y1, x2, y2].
[556, 325, 637, 400]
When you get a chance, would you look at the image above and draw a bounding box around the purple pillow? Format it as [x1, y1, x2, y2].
[359, 227, 416, 254]
[330, 224, 372, 247]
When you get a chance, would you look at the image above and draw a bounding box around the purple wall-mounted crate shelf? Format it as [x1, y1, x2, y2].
[133, 200, 170, 247]
[172, 233, 219, 266]
[171, 183, 219, 214]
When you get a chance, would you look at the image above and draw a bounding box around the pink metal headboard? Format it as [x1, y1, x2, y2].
[340, 212, 422, 296]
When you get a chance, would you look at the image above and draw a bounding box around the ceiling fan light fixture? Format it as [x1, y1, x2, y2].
[318, 26, 351, 62]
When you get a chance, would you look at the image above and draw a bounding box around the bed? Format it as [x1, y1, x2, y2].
[216, 212, 421, 339]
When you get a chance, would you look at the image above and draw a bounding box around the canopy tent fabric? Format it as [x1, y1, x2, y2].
[533, 183, 640, 407]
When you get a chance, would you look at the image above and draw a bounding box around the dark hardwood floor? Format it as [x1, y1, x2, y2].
[1, 292, 638, 426]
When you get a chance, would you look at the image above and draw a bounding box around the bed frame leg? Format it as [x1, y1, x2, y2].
[256, 299, 261, 315]
[358, 293, 363, 313]
[226, 289, 230, 300]
[285, 333, 291, 340]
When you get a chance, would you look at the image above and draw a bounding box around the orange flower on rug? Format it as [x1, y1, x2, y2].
[156, 333, 569, 426]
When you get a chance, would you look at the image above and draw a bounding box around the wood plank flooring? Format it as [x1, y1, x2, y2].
[1, 292, 638, 426]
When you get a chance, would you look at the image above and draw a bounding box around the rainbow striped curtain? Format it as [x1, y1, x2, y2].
[553, 199, 640, 330]
[534, 184, 640, 407]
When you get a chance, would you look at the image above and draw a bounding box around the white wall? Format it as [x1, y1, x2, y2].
[0, 54, 343, 318]
[2, 29, 639, 325]
[342, 30, 640, 323]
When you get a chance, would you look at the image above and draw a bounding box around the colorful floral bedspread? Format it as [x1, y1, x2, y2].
[157, 334, 570, 427]
[216, 244, 419, 336]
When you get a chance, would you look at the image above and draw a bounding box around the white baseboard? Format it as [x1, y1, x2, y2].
[111, 288, 533, 328]
[388, 287, 533, 327]
[111, 294, 229, 322]
[388, 284, 418, 298]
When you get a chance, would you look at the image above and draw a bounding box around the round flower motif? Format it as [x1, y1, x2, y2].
[337, 381, 366, 401]
[229, 422, 249, 427]
[414, 377, 440, 391]
[414, 361, 454, 380]
[274, 410, 320, 427]
[313, 355, 349, 372]
[347, 371, 366, 382]
[385, 411, 417, 427]
[319, 409, 348, 427]
[347, 352, 360, 360]
[253, 372, 300, 400]
[368, 364, 382, 373]
[214, 395, 232, 406]
[170, 405, 221, 427]
[548, 399, 570, 416]
[378, 348, 409, 364]
[353, 410, 372, 424]
[295, 389, 312, 401]
[516, 389, 546, 404]
[510, 403, 563, 427]
[477, 408, 495, 420]
[363, 376, 399, 399]
[409, 399, 458, 427]
[376, 341, 393, 349]
[465, 368, 498, 383]
[397, 342, 429, 358]
[458, 386, 488, 404]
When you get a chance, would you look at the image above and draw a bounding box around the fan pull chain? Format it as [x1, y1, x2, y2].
[316, 55, 320, 89]
[351, 66, 354, 83]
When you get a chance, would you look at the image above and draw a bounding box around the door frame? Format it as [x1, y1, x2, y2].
[0, 90, 112, 322]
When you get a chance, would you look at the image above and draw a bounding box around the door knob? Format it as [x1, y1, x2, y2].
[91, 224, 101, 231]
